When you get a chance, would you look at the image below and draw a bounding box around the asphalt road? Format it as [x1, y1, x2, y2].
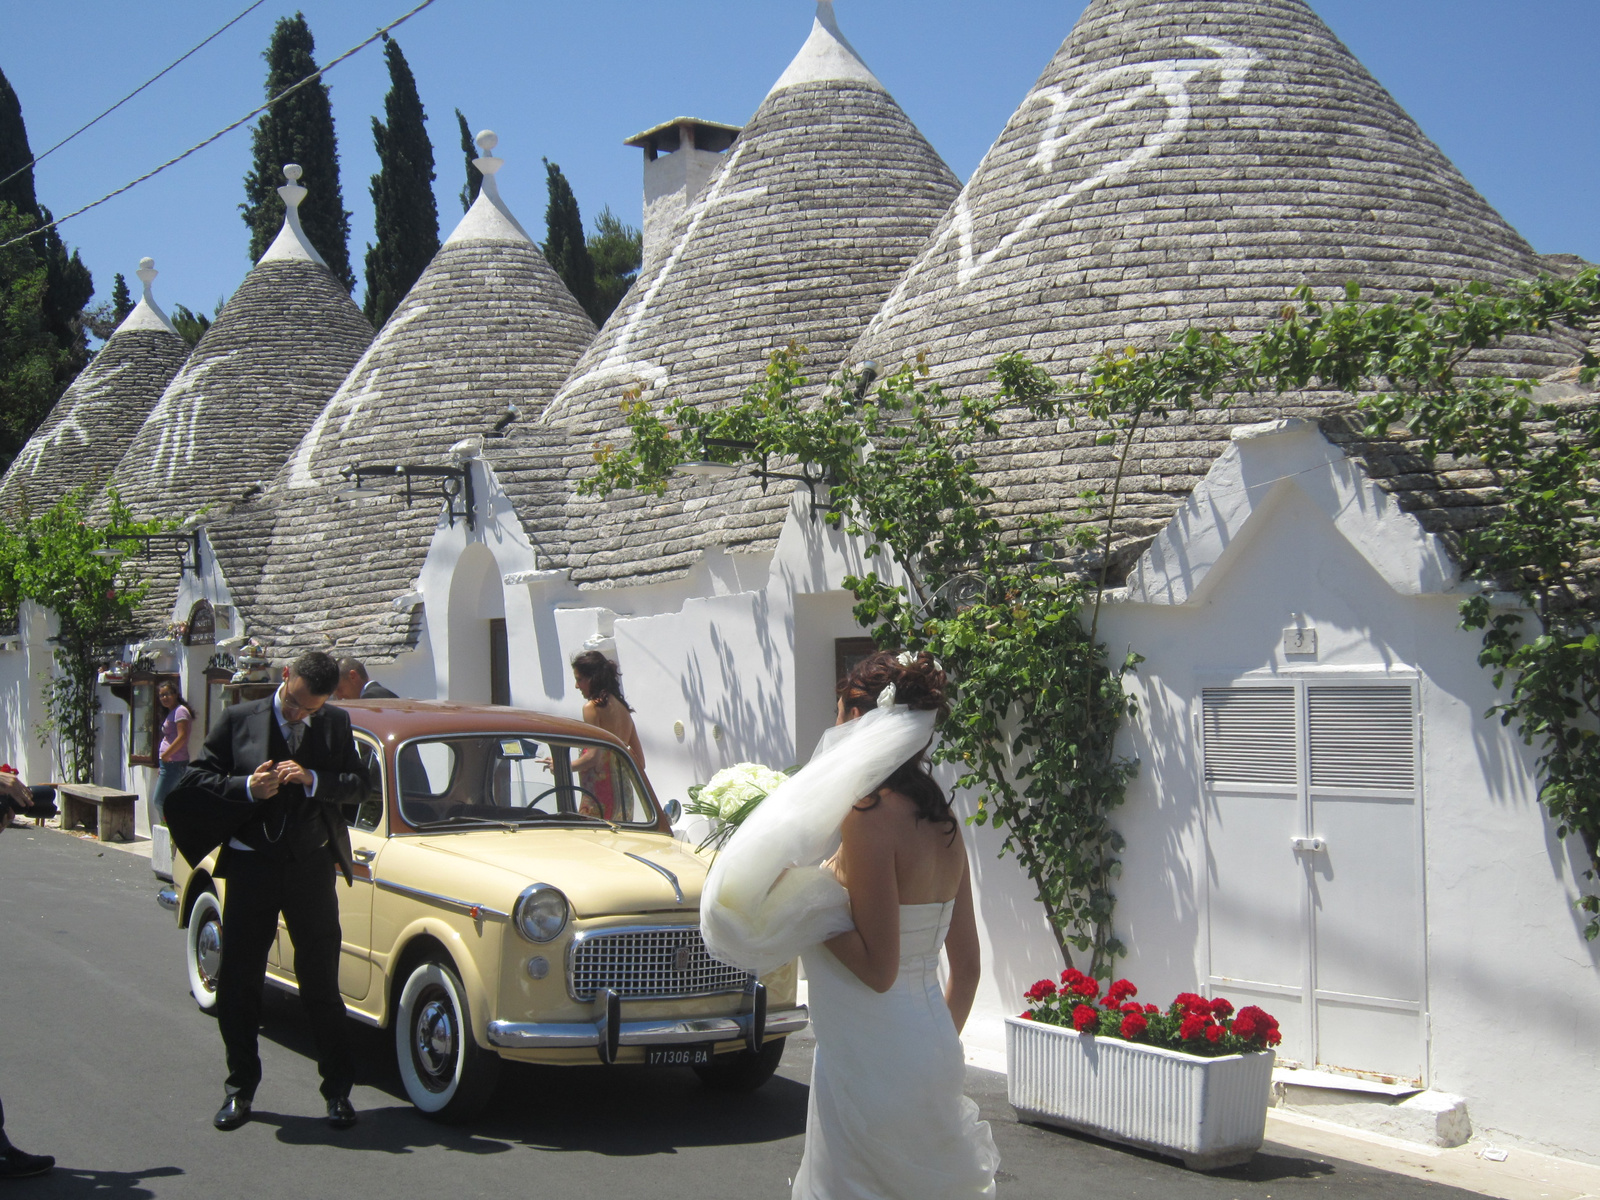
[0, 827, 1490, 1199]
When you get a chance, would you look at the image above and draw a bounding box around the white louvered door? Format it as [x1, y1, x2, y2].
[1200, 678, 1426, 1084]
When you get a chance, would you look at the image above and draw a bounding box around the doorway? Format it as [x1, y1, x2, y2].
[1199, 674, 1426, 1083]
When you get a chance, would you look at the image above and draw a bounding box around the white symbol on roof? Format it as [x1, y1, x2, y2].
[876, 35, 1261, 317]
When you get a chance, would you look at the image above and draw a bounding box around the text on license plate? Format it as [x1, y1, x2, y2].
[646, 1044, 714, 1067]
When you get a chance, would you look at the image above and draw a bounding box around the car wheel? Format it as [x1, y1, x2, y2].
[395, 958, 500, 1121]
[691, 1037, 786, 1092]
[185, 889, 223, 1016]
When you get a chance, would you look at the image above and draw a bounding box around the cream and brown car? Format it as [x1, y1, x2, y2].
[158, 699, 804, 1121]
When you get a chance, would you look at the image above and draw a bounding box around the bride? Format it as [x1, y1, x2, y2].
[701, 650, 999, 1199]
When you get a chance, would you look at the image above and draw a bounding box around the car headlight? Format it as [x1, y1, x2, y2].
[513, 884, 569, 942]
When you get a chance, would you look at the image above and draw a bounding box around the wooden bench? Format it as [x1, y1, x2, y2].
[56, 784, 137, 843]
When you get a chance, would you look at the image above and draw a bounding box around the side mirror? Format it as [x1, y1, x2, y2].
[663, 798, 683, 825]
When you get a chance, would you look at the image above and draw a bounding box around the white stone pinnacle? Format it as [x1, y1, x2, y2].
[260, 161, 330, 267]
[114, 256, 181, 337]
[444, 129, 533, 246]
[769, 0, 884, 95]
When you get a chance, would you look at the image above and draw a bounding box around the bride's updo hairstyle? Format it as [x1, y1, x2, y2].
[837, 650, 957, 839]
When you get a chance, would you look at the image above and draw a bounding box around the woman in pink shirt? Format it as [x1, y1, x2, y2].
[150, 681, 193, 826]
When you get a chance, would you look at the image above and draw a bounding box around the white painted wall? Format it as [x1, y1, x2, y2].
[0, 602, 58, 782]
[1097, 422, 1600, 1163]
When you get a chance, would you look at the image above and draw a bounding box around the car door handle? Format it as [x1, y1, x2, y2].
[353, 849, 376, 863]
[1290, 836, 1326, 853]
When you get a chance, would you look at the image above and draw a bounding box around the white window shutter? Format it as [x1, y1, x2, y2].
[1308, 686, 1415, 791]
[1202, 687, 1297, 785]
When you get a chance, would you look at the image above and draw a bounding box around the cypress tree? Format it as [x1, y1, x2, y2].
[542, 159, 597, 323]
[362, 38, 439, 328]
[240, 13, 355, 291]
[455, 109, 482, 213]
[0, 66, 92, 466]
[111, 272, 132, 322]
[587, 206, 643, 326]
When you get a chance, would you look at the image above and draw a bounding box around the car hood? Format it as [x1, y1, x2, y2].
[398, 829, 711, 917]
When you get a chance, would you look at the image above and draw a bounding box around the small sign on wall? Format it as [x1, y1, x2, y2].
[1283, 627, 1317, 657]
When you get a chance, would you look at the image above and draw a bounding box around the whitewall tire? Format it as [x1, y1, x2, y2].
[185, 889, 224, 1016]
[395, 958, 500, 1122]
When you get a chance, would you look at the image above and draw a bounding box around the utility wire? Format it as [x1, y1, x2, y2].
[0, 0, 268, 196]
[0, 0, 440, 252]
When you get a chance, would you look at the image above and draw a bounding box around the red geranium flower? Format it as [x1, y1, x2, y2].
[1119, 1012, 1148, 1039]
[1024, 979, 1057, 1002]
[1209, 997, 1235, 1019]
[1071, 978, 1100, 998]
[1072, 1004, 1098, 1032]
[1018, 1011, 1034, 1020]
[1231, 1010, 1260, 1040]
[1266, 1028, 1282, 1047]
[1061, 967, 1087, 986]
[1144, 1003, 1159, 1015]
[1121, 1001, 1143, 1015]
[1105, 978, 1136, 1004]
[1205, 1024, 1224, 1043]
[1179, 1012, 1211, 1040]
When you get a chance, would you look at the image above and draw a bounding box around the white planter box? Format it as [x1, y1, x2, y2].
[1006, 1015, 1274, 1170]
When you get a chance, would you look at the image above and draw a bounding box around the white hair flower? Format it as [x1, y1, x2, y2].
[876, 682, 898, 709]
[896, 650, 918, 667]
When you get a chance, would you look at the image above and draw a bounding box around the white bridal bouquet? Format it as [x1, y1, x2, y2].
[685, 761, 790, 853]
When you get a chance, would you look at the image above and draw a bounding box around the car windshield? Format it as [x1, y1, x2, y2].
[396, 735, 657, 830]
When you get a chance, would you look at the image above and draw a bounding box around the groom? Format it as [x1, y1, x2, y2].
[183, 650, 364, 1131]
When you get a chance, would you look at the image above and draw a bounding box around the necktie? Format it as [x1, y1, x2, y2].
[286, 721, 305, 755]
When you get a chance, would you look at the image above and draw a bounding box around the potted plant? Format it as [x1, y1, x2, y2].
[1007, 972, 1279, 1170]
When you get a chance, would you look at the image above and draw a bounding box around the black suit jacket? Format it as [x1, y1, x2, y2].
[360, 680, 399, 699]
[177, 696, 364, 884]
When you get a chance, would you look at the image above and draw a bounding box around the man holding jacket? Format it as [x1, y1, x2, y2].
[184, 650, 364, 1132]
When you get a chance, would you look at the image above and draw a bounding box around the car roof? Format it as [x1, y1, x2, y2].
[335, 699, 627, 750]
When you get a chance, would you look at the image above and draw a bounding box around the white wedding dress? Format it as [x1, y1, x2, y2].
[699, 704, 999, 1199]
[793, 900, 999, 1200]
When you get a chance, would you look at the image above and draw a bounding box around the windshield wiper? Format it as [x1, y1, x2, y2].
[410, 815, 519, 830]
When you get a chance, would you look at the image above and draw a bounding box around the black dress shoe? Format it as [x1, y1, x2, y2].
[326, 1097, 356, 1129]
[213, 1094, 252, 1131]
[0, 1146, 55, 1178]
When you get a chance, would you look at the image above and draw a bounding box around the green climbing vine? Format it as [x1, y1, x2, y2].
[582, 264, 1600, 964]
[0, 489, 166, 783]
[583, 347, 1139, 974]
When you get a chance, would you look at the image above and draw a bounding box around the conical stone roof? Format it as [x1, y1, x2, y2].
[544, 1, 961, 587]
[101, 169, 374, 527]
[0, 259, 187, 518]
[849, 0, 1585, 576]
[236, 138, 597, 658]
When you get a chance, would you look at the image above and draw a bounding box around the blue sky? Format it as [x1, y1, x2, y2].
[4, 1, 1596, 319]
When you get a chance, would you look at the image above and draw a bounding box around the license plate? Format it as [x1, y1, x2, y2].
[646, 1044, 714, 1067]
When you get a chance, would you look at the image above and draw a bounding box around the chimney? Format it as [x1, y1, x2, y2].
[624, 116, 742, 267]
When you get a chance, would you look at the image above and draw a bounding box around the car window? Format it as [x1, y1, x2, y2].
[396, 735, 655, 829]
[342, 738, 385, 832]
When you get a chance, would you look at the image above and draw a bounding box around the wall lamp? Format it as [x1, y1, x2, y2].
[675, 437, 834, 518]
[90, 530, 204, 575]
[336, 461, 477, 530]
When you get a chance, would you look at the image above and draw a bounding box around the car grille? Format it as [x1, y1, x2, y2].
[569, 926, 753, 1001]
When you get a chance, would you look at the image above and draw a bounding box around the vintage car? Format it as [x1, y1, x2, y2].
[157, 699, 804, 1120]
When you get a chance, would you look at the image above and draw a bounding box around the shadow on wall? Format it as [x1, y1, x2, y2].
[1124, 677, 1204, 986]
[944, 760, 1069, 1007]
[678, 591, 793, 784]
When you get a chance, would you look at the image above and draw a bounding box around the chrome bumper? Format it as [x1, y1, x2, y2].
[486, 1004, 808, 1052]
[156, 887, 179, 914]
